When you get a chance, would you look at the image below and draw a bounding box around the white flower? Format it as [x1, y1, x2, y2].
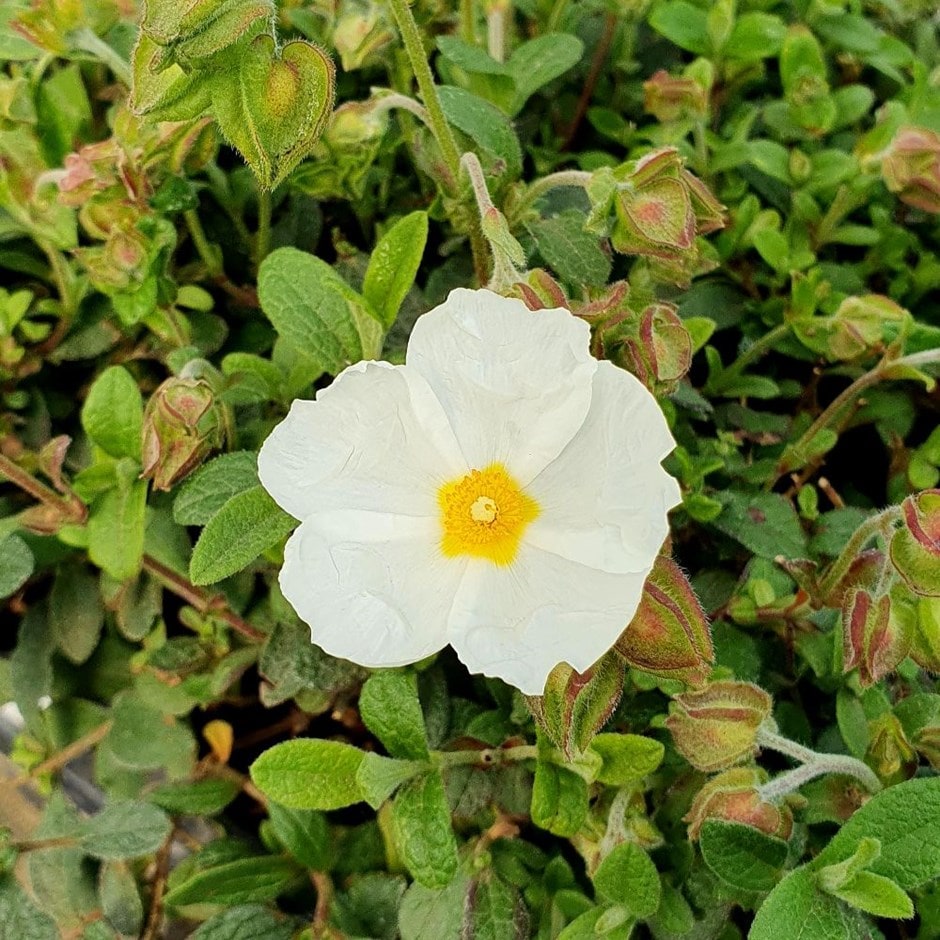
[258, 288, 682, 695]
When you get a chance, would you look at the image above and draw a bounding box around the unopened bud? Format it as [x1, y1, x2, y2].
[881, 126, 940, 214]
[842, 588, 911, 686]
[141, 377, 223, 491]
[890, 489, 940, 596]
[867, 713, 915, 780]
[666, 681, 772, 772]
[333, 4, 394, 72]
[911, 596, 940, 673]
[643, 70, 708, 123]
[792, 294, 907, 362]
[615, 556, 714, 688]
[684, 767, 793, 841]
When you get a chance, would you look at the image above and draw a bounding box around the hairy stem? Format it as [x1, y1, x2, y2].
[254, 188, 273, 273]
[437, 744, 538, 767]
[184, 209, 222, 277]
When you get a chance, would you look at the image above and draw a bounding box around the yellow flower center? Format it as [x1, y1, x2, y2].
[437, 463, 539, 565]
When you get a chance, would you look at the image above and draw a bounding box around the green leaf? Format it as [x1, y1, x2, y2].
[147, 778, 241, 816]
[648, 1, 710, 55]
[0, 534, 33, 598]
[527, 211, 611, 288]
[814, 777, 940, 890]
[530, 762, 588, 837]
[724, 13, 786, 61]
[399, 876, 468, 940]
[750, 867, 864, 940]
[80, 801, 172, 859]
[49, 564, 104, 665]
[827, 871, 914, 920]
[250, 739, 365, 810]
[438, 86, 522, 178]
[172, 451, 259, 525]
[98, 861, 144, 937]
[189, 485, 295, 585]
[190, 905, 298, 940]
[699, 820, 789, 892]
[359, 670, 429, 760]
[504, 34, 584, 114]
[106, 692, 196, 775]
[267, 803, 330, 870]
[592, 842, 661, 918]
[164, 856, 300, 907]
[88, 476, 148, 582]
[0, 874, 58, 940]
[258, 247, 378, 379]
[362, 211, 428, 330]
[463, 869, 529, 938]
[711, 490, 808, 559]
[80, 366, 143, 460]
[357, 752, 425, 810]
[590, 734, 665, 785]
[390, 771, 458, 888]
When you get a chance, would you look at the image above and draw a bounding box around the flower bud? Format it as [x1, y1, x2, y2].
[333, 2, 394, 72]
[912, 596, 940, 673]
[615, 556, 714, 688]
[684, 767, 793, 841]
[841, 588, 911, 687]
[141, 377, 223, 491]
[666, 681, 772, 772]
[913, 725, 940, 770]
[881, 126, 940, 214]
[867, 713, 915, 780]
[890, 489, 940, 596]
[791, 294, 907, 362]
[620, 303, 692, 391]
[643, 70, 708, 123]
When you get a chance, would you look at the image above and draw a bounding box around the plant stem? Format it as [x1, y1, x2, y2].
[0, 452, 85, 524]
[184, 209, 222, 277]
[1, 720, 113, 792]
[487, 1, 507, 62]
[387, 0, 463, 190]
[515, 169, 593, 216]
[818, 508, 901, 601]
[712, 322, 790, 390]
[254, 188, 273, 272]
[70, 27, 132, 85]
[460, 0, 475, 42]
[756, 725, 882, 799]
[437, 744, 538, 767]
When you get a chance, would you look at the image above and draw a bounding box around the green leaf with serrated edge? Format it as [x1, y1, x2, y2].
[828, 871, 914, 919]
[147, 778, 241, 816]
[592, 842, 661, 917]
[357, 752, 425, 809]
[363, 211, 428, 330]
[189, 485, 295, 586]
[750, 867, 866, 940]
[438, 86, 522, 178]
[80, 366, 143, 460]
[99, 861, 144, 937]
[79, 801, 171, 859]
[590, 734, 665, 785]
[164, 856, 300, 907]
[173, 451, 259, 526]
[190, 905, 299, 940]
[88, 477, 147, 582]
[505, 34, 583, 114]
[463, 869, 529, 939]
[258, 247, 370, 379]
[699, 820, 788, 892]
[390, 771, 458, 888]
[0, 534, 33, 598]
[813, 777, 940, 890]
[49, 564, 103, 665]
[250, 739, 364, 810]
[399, 875, 468, 940]
[0, 874, 58, 940]
[530, 762, 588, 837]
[359, 670, 429, 759]
[106, 693, 196, 774]
[711, 490, 807, 559]
[527, 211, 612, 288]
[267, 803, 330, 870]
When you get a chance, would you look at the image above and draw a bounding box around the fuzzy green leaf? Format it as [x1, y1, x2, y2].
[390, 771, 458, 888]
[358, 669, 429, 760]
[80, 366, 143, 460]
[267, 803, 331, 870]
[164, 856, 300, 907]
[592, 842, 661, 917]
[80, 801, 172, 859]
[362, 211, 428, 329]
[0, 534, 33, 599]
[172, 451, 259, 525]
[699, 820, 789, 892]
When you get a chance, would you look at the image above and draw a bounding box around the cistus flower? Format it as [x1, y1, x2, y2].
[258, 289, 681, 694]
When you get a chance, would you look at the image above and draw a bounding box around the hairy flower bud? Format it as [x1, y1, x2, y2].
[912, 597, 940, 673]
[881, 126, 940, 213]
[141, 377, 223, 491]
[684, 767, 793, 841]
[867, 713, 916, 780]
[890, 489, 940, 596]
[791, 294, 907, 362]
[842, 588, 912, 686]
[643, 70, 708, 123]
[666, 681, 772, 772]
[615, 555, 713, 687]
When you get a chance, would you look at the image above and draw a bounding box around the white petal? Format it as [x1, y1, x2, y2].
[448, 545, 649, 695]
[258, 361, 464, 521]
[526, 361, 681, 574]
[406, 288, 596, 484]
[280, 513, 465, 667]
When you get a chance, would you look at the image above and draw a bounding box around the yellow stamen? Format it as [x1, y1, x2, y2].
[437, 463, 539, 565]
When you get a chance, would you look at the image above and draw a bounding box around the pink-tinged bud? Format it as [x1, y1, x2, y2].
[141, 377, 223, 491]
[867, 713, 915, 781]
[57, 140, 120, 207]
[841, 588, 912, 687]
[508, 269, 569, 313]
[643, 70, 708, 123]
[684, 767, 793, 841]
[881, 126, 940, 214]
[825, 548, 884, 607]
[791, 295, 907, 362]
[890, 490, 940, 596]
[615, 556, 714, 688]
[666, 681, 772, 773]
[620, 303, 693, 391]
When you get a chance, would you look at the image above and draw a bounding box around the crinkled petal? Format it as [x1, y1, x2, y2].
[526, 361, 681, 574]
[406, 288, 596, 484]
[280, 512, 464, 667]
[258, 361, 464, 521]
[448, 545, 649, 695]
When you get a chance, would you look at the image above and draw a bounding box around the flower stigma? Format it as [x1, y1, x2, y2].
[438, 463, 539, 565]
